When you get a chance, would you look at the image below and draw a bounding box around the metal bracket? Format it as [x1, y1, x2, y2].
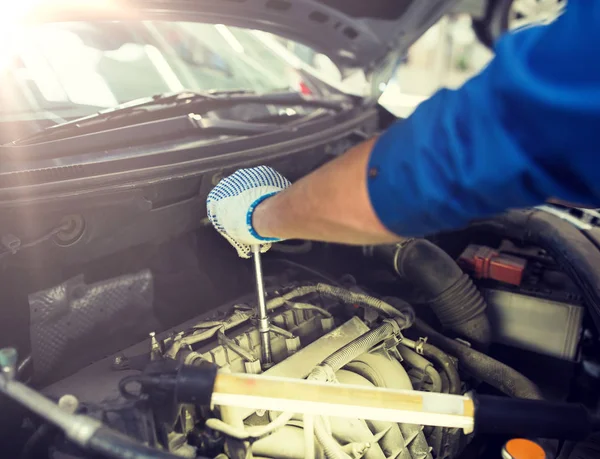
[415, 337, 428, 355]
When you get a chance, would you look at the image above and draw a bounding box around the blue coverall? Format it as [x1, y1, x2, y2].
[368, 1, 600, 237]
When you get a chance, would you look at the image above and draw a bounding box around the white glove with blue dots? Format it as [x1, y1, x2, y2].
[207, 166, 292, 258]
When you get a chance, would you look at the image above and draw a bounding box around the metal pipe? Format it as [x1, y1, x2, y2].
[0, 371, 101, 446]
[0, 349, 191, 459]
[252, 245, 273, 367]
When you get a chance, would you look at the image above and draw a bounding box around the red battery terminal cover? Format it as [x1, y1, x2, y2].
[458, 244, 527, 286]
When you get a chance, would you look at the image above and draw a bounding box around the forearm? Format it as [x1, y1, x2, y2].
[252, 138, 402, 245]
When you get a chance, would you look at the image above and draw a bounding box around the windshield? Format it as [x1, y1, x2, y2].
[0, 20, 331, 143]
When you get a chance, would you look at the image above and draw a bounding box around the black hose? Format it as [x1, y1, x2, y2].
[373, 239, 491, 350]
[397, 346, 443, 393]
[420, 342, 461, 395]
[470, 209, 600, 331]
[440, 371, 449, 394]
[415, 319, 543, 400]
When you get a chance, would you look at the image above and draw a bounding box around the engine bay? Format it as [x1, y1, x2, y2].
[1, 205, 599, 459]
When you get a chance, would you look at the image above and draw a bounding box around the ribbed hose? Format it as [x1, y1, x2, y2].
[306, 322, 407, 458]
[318, 322, 398, 377]
[428, 274, 488, 345]
[373, 240, 491, 350]
[415, 319, 543, 400]
[267, 284, 414, 328]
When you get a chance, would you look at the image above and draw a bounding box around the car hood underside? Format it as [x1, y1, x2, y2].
[23, 0, 459, 76]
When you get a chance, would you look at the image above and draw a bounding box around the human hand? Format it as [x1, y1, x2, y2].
[206, 166, 291, 258]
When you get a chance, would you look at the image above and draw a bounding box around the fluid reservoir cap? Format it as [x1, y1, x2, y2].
[502, 439, 546, 459]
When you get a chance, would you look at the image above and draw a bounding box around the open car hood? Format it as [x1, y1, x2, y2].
[23, 0, 459, 76]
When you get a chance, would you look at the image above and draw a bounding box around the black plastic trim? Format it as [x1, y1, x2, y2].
[0, 107, 378, 205]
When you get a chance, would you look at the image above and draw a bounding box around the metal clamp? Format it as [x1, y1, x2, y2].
[415, 337, 428, 355]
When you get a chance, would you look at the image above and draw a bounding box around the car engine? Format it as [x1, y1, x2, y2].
[3, 208, 600, 459]
[42, 278, 451, 459]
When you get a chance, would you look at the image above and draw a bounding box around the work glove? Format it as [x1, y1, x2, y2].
[207, 166, 291, 258]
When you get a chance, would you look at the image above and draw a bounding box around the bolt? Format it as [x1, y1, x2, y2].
[150, 332, 163, 360]
[58, 394, 79, 414]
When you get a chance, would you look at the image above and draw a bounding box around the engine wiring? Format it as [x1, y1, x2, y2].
[0, 222, 71, 259]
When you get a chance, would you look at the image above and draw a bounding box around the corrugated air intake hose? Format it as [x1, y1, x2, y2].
[373, 239, 492, 351]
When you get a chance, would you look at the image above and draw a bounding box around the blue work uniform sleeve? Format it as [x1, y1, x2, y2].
[368, 1, 600, 237]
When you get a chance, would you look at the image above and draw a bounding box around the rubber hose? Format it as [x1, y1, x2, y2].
[309, 322, 397, 380]
[425, 367, 443, 394]
[415, 319, 543, 400]
[315, 417, 351, 459]
[374, 239, 491, 350]
[440, 372, 449, 394]
[205, 411, 296, 440]
[397, 346, 443, 394]
[421, 342, 461, 395]
[470, 209, 600, 331]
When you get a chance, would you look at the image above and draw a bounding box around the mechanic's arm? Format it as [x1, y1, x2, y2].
[252, 137, 400, 244]
[256, 1, 600, 239]
[208, 2, 600, 257]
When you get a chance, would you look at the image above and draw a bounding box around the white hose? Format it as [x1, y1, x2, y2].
[206, 411, 296, 440]
[315, 416, 352, 459]
[304, 414, 316, 459]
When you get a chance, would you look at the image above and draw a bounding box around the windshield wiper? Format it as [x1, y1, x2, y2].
[11, 89, 352, 145]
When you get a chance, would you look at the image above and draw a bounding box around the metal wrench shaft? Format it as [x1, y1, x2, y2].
[252, 245, 272, 367]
